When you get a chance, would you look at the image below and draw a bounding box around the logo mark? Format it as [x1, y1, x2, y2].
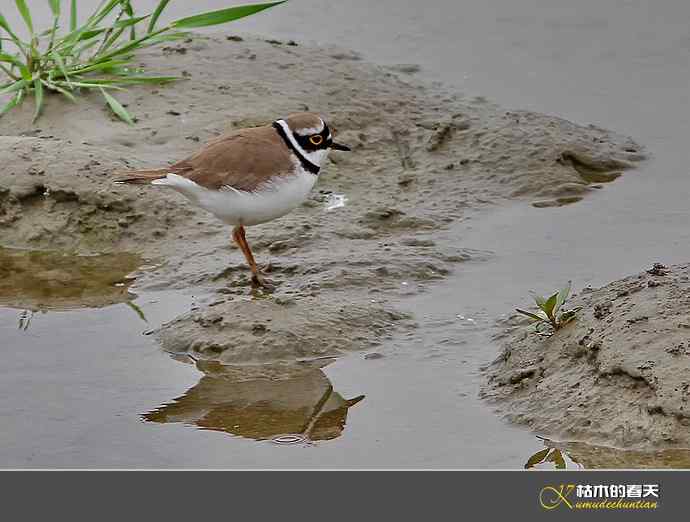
[540, 484, 575, 510]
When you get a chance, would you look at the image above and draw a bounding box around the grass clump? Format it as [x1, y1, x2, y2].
[0, 0, 286, 123]
[516, 281, 581, 332]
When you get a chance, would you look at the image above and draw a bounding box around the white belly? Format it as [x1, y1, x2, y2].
[153, 168, 318, 226]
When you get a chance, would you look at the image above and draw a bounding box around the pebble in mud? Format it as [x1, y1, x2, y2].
[0, 35, 644, 364]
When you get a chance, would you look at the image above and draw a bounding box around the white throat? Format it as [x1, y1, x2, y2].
[276, 119, 330, 168]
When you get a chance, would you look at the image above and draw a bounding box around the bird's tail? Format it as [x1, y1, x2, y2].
[114, 168, 170, 185]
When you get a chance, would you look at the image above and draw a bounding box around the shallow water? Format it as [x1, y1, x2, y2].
[0, 247, 140, 311]
[3, 1, 690, 468]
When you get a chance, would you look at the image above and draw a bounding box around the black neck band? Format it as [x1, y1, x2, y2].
[272, 121, 320, 175]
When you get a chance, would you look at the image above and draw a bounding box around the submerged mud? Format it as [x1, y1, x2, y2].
[0, 246, 140, 310]
[483, 263, 690, 450]
[0, 35, 643, 363]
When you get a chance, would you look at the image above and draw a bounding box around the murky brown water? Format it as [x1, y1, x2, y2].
[2, 1, 690, 468]
[0, 247, 140, 311]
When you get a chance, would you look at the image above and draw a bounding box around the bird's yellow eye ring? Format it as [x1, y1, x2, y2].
[309, 135, 323, 146]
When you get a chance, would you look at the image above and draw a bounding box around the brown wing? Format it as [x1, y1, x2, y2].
[171, 124, 295, 192]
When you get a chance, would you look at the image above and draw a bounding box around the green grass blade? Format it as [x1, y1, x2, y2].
[46, 1, 61, 52]
[32, 77, 43, 122]
[54, 25, 105, 54]
[95, 27, 166, 61]
[120, 0, 138, 39]
[0, 89, 24, 116]
[17, 62, 31, 81]
[122, 1, 134, 17]
[103, 75, 178, 84]
[100, 87, 133, 124]
[54, 80, 124, 90]
[97, 14, 153, 55]
[515, 308, 544, 322]
[125, 300, 148, 323]
[14, 0, 34, 35]
[140, 31, 189, 46]
[0, 63, 18, 81]
[88, 0, 123, 28]
[0, 52, 22, 66]
[554, 280, 572, 315]
[71, 75, 177, 85]
[42, 78, 76, 102]
[78, 28, 107, 41]
[50, 51, 71, 84]
[70, 0, 77, 31]
[114, 15, 151, 29]
[0, 78, 26, 95]
[0, 13, 25, 44]
[171, 1, 286, 29]
[73, 38, 102, 58]
[100, 26, 126, 53]
[48, 0, 61, 17]
[148, 0, 171, 33]
[69, 59, 129, 74]
[104, 27, 125, 50]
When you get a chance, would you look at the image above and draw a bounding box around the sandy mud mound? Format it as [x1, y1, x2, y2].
[158, 297, 411, 363]
[0, 35, 645, 363]
[0, 136, 201, 255]
[483, 263, 690, 449]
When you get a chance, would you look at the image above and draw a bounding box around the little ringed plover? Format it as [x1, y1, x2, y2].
[115, 112, 350, 288]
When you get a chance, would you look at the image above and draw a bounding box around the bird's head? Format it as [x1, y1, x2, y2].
[273, 112, 350, 169]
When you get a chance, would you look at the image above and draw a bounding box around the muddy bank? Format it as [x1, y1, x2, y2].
[483, 263, 690, 450]
[0, 34, 644, 363]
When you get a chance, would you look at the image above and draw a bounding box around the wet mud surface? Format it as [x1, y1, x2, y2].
[484, 263, 690, 450]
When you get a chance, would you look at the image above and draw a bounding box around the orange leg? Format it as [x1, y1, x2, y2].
[232, 225, 265, 287]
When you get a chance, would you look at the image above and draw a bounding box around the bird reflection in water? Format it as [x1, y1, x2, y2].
[143, 358, 364, 444]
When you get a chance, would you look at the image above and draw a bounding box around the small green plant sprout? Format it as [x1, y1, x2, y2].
[515, 281, 581, 331]
[0, 0, 286, 123]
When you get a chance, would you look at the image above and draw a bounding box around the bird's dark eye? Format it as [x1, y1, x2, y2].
[309, 135, 323, 146]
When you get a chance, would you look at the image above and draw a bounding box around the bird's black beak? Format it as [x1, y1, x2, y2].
[330, 141, 351, 151]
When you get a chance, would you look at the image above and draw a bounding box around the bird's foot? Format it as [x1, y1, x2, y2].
[251, 273, 276, 291]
